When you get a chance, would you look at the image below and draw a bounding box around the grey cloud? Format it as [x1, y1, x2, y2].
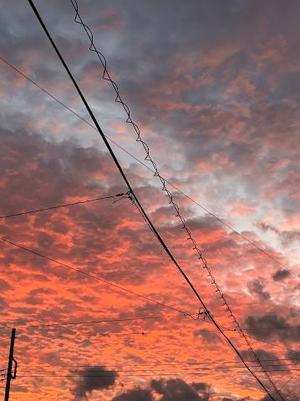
[286, 349, 300, 362]
[258, 223, 300, 247]
[112, 387, 153, 401]
[194, 329, 220, 344]
[0, 296, 8, 310]
[191, 382, 210, 392]
[241, 349, 286, 370]
[1, 0, 299, 238]
[72, 366, 117, 400]
[83, 0, 299, 76]
[151, 378, 209, 401]
[0, 126, 175, 325]
[0, 278, 11, 291]
[0, 127, 117, 214]
[112, 380, 243, 401]
[272, 269, 291, 282]
[245, 313, 300, 342]
[280, 230, 300, 246]
[0, 126, 125, 233]
[247, 279, 270, 301]
[256, 222, 279, 234]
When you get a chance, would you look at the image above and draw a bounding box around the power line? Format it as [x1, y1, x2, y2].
[67, 3, 288, 400]
[16, 369, 300, 378]
[0, 316, 287, 351]
[12, 361, 299, 384]
[2, 317, 202, 330]
[68, 359, 300, 366]
[17, 358, 300, 369]
[278, 377, 294, 392]
[0, 193, 126, 219]
[16, 369, 300, 376]
[0, 54, 288, 272]
[19, 366, 298, 372]
[0, 236, 194, 318]
[0, 317, 287, 349]
[227, 331, 284, 349]
[11, 315, 162, 329]
[18, 330, 147, 338]
[0, 313, 289, 350]
[20, 362, 300, 370]
[25, 2, 286, 400]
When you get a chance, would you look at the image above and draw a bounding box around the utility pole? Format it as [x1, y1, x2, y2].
[4, 328, 17, 401]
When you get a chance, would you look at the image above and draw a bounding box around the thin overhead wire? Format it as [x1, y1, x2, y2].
[0, 54, 288, 272]
[278, 377, 294, 392]
[16, 368, 300, 375]
[21, 330, 147, 338]
[225, 330, 284, 349]
[0, 316, 287, 352]
[0, 193, 126, 219]
[0, 313, 288, 350]
[22, 362, 300, 371]
[39, 360, 300, 369]
[26, 2, 286, 400]
[68, 3, 288, 400]
[16, 368, 300, 379]
[0, 236, 195, 319]
[0, 316, 288, 349]
[12, 315, 162, 329]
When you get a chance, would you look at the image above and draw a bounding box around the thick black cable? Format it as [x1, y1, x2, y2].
[0, 55, 288, 272]
[25, 2, 285, 400]
[0, 193, 125, 219]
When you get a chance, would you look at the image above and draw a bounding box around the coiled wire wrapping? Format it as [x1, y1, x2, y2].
[69, 2, 286, 399]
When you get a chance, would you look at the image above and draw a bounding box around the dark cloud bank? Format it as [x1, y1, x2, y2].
[245, 312, 300, 342]
[72, 366, 247, 401]
[72, 366, 117, 401]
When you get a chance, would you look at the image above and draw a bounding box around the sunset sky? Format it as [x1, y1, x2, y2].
[0, 0, 299, 400]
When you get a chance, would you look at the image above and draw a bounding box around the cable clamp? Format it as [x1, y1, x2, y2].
[112, 191, 132, 204]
